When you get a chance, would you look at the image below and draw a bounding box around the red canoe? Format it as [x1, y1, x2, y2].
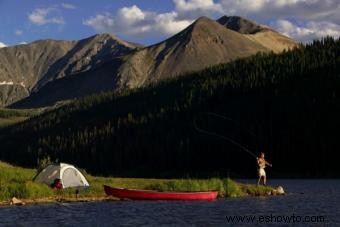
[103, 185, 218, 201]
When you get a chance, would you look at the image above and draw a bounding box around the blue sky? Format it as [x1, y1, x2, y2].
[0, 0, 339, 47]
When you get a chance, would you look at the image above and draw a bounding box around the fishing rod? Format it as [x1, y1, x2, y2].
[193, 112, 272, 167]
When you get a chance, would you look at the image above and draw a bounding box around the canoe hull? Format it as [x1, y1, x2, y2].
[103, 185, 218, 201]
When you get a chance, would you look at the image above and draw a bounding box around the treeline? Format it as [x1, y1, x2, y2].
[0, 37, 339, 177]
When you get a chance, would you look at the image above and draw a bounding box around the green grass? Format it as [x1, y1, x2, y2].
[0, 108, 43, 118]
[239, 183, 273, 196]
[0, 117, 28, 128]
[146, 178, 272, 197]
[0, 108, 43, 129]
[0, 161, 175, 201]
[0, 161, 53, 200]
[0, 161, 274, 202]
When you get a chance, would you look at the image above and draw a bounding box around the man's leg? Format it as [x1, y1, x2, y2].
[263, 175, 266, 185]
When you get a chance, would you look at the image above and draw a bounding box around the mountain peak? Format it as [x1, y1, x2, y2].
[191, 16, 217, 28]
[195, 16, 213, 23]
[0, 15, 297, 108]
[87, 33, 137, 49]
[116, 15, 271, 89]
[217, 15, 265, 34]
[186, 16, 227, 36]
[92, 33, 116, 39]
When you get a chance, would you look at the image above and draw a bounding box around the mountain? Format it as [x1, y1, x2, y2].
[217, 16, 265, 34]
[217, 16, 298, 52]
[0, 34, 140, 107]
[0, 38, 338, 176]
[12, 59, 124, 108]
[1, 16, 297, 108]
[32, 34, 140, 92]
[115, 16, 270, 89]
[0, 40, 75, 106]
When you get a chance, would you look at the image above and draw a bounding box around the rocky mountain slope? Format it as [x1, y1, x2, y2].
[217, 16, 298, 52]
[0, 34, 140, 107]
[116, 16, 297, 90]
[115, 16, 271, 89]
[1, 16, 297, 108]
[0, 40, 75, 106]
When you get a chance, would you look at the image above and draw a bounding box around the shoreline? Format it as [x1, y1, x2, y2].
[0, 196, 119, 207]
[1, 184, 284, 207]
[0, 161, 282, 207]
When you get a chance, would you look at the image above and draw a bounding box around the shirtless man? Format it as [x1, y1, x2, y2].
[257, 152, 272, 185]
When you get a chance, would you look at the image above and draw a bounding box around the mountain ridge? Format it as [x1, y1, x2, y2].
[0, 38, 338, 176]
[0, 16, 297, 108]
[216, 16, 297, 52]
[217, 16, 266, 34]
[0, 33, 141, 107]
[115, 16, 275, 89]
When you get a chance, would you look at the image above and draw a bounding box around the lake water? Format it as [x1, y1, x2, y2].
[0, 180, 339, 226]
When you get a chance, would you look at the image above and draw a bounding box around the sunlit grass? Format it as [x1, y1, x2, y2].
[0, 161, 274, 202]
[0, 117, 28, 128]
[0, 108, 43, 129]
[146, 178, 272, 197]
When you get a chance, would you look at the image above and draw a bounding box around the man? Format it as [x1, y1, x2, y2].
[257, 152, 272, 185]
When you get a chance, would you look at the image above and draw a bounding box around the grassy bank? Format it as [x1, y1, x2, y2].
[0, 108, 43, 129]
[0, 161, 274, 205]
[146, 179, 272, 197]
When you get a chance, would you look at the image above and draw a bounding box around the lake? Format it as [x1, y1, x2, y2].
[0, 180, 339, 226]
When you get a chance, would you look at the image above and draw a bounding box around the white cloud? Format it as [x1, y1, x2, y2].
[155, 12, 192, 34]
[61, 3, 76, 10]
[83, 14, 115, 33]
[275, 19, 311, 39]
[84, 5, 192, 38]
[221, 0, 340, 24]
[275, 19, 340, 42]
[221, 0, 265, 14]
[18, 41, 28, 45]
[84, 2, 224, 40]
[0, 42, 6, 48]
[15, 29, 23, 36]
[174, 0, 223, 19]
[118, 5, 145, 24]
[83, 0, 340, 43]
[174, 0, 222, 12]
[219, 0, 340, 42]
[28, 7, 65, 25]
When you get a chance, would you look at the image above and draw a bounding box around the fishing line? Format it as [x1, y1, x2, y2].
[193, 112, 258, 159]
[194, 112, 273, 167]
[202, 112, 258, 138]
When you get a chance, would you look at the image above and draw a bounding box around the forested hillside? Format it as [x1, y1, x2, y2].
[0, 37, 339, 177]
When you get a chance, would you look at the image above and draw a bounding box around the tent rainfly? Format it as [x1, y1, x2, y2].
[34, 163, 89, 188]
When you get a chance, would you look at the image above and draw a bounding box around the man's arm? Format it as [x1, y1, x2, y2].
[265, 161, 272, 167]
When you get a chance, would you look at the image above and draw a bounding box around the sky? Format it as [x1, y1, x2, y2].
[0, 0, 339, 47]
